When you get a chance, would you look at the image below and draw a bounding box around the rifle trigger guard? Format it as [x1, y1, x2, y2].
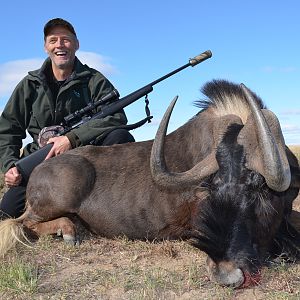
[144, 95, 151, 123]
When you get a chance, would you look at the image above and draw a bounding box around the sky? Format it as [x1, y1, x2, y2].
[0, 0, 299, 145]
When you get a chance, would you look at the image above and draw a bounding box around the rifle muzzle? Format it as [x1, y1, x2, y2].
[189, 50, 212, 67]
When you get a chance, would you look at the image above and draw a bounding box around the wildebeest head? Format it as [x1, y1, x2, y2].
[150, 80, 300, 287]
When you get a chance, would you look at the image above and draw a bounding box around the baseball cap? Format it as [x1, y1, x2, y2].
[44, 18, 77, 39]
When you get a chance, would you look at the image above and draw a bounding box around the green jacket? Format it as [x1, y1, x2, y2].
[0, 57, 128, 173]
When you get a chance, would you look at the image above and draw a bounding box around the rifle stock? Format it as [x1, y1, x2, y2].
[15, 50, 212, 182]
[15, 143, 53, 182]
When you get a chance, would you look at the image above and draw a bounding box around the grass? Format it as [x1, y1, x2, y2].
[0, 237, 237, 299]
[0, 257, 38, 296]
[1, 235, 299, 299]
[289, 145, 300, 161]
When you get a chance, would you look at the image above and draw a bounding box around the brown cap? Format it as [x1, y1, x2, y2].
[44, 18, 77, 39]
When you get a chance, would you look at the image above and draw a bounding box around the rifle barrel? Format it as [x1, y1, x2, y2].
[149, 50, 212, 87]
[92, 85, 154, 120]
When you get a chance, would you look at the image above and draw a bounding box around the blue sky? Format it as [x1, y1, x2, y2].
[0, 0, 299, 145]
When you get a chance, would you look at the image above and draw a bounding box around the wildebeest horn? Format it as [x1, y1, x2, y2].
[240, 84, 291, 192]
[150, 96, 218, 188]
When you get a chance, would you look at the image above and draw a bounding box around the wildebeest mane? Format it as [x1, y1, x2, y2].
[190, 124, 247, 258]
[194, 79, 266, 124]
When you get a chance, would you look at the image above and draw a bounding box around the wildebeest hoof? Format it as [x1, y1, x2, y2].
[63, 234, 77, 245]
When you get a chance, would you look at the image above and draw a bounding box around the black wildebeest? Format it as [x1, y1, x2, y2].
[0, 79, 299, 288]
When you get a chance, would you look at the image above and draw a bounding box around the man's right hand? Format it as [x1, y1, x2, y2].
[45, 135, 72, 160]
[5, 167, 22, 188]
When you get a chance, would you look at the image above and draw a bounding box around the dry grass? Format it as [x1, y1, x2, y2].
[1, 231, 300, 300]
[289, 145, 300, 161]
[0, 146, 299, 299]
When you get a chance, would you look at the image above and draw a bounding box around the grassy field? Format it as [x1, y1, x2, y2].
[0, 146, 299, 299]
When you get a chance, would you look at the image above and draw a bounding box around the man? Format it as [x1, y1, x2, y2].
[0, 18, 134, 218]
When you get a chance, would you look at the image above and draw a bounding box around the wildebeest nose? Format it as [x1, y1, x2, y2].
[206, 257, 245, 288]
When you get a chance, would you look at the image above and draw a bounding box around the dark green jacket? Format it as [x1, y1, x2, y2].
[0, 57, 127, 173]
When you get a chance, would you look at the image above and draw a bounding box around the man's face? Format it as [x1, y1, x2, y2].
[44, 26, 79, 70]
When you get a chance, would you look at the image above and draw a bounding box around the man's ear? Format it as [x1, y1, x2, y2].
[75, 39, 80, 51]
[44, 44, 49, 55]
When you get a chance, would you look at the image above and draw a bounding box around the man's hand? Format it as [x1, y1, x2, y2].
[5, 167, 22, 187]
[45, 136, 72, 160]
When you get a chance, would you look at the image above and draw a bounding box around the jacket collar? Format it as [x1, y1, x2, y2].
[28, 56, 91, 83]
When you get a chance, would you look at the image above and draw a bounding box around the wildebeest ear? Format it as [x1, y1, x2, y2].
[237, 109, 290, 190]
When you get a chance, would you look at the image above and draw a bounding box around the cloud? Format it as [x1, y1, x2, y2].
[280, 109, 300, 115]
[77, 51, 117, 76]
[261, 66, 297, 73]
[0, 58, 44, 97]
[0, 52, 116, 98]
[281, 123, 300, 145]
[282, 123, 299, 132]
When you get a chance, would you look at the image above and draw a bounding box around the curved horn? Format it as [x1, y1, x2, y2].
[240, 84, 291, 191]
[150, 96, 218, 188]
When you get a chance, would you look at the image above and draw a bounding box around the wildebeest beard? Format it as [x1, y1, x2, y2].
[189, 123, 287, 274]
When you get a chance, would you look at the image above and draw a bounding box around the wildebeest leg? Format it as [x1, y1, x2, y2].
[23, 217, 77, 245]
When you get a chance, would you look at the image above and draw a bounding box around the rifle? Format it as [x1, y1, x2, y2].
[15, 50, 212, 182]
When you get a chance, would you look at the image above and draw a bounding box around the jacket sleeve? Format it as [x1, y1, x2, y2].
[66, 72, 128, 147]
[0, 80, 30, 173]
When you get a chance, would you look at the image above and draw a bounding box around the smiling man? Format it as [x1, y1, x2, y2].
[0, 18, 134, 219]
